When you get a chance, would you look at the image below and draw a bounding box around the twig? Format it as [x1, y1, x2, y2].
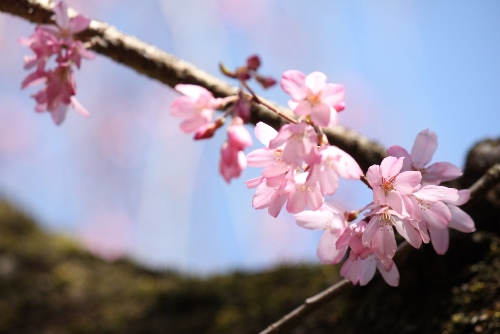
[0, 0, 386, 172]
[258, 165, 499, 334]
[464, 163, 500, 208]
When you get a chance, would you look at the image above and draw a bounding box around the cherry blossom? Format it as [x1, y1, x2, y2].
[337, 221, 400, 286]
[171, 84, 223, 133]
[20, 0, 93, 125]
[281, 70, 345, 126]
[366, 156, 422, 216]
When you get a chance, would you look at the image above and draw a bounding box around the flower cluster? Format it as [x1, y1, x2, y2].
[295, 130, 475, 286]
[171, 55, 276, 182]
[20, 0, 94, 125]
[246, 121, 362, 217]
[170, 57, 476, 287]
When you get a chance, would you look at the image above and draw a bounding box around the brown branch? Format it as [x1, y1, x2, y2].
[257, 168, 498, 334]
[0, 0, 386, 172]
[464, 163, 500, 209]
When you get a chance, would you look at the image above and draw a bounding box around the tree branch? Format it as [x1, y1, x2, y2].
[464, 163, 500, 209]
[258, 167, 499, 334]
[0, 0, 386, 171]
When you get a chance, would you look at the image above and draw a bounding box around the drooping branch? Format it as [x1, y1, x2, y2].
[257, 167, 500, 334]
[0, 0, 386, 171]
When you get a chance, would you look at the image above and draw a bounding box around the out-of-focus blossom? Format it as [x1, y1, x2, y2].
[171, 84, 223, 133]
[281, 70, 345, 126]
[20, 0, 93, 125]
[219, 117, 253, 183]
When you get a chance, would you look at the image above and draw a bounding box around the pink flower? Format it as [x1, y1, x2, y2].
[366, 156, 422, 216]
[387, 129, 462, 186]
[363, 206, 422, 259]
[295, 204, 349, 264]
[20, 0, 93, 125]
[246, 122, 291, 179]
[171, 84, 223, 133]
[30, 65, 89, 125]
[284, 171, 324, 213]
[246, 175, 288, 218]
[219, 118, 253, 183]
[281, 70, 345, 126]
[337, 221, 399, 286]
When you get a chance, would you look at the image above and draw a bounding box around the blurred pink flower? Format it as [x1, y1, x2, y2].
[171, 84, 222, 133]
[20, 0, 93, 124]
[281, 70, 345, 126]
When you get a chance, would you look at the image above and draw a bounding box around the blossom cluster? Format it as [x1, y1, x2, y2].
[170, 58, 476, 287]
[20, 0, 94, 125]
[295, 130, 475, 286]
[171, 55, 276, 182]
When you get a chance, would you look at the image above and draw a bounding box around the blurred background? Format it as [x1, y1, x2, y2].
[0, 0, 499, 275]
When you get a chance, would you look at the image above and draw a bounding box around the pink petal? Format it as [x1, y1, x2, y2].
[50, 103, 69, 125]
[295, 210, 333, 230]
[447, 204, 475, 233]
[380, 156, 403, 179]
[411, 129, 438, 169]
[310, 103, 331, 127]
[415, 185, 458, 203]
[175, 84, 212, 100]
[366, 164, 381, 188]
[423, 162, 463, 185]
[305, 71, 327, 92]
[180, 116, 209, 133]
[53, 1, 70, 29]
[429, 226, 449, 255]
[386, 145, 412, 171]
[394, 171, 422, 194]
[331, 147, 363, 179]
[321, 83, 345, 107]
[268, 193, 287, 217]
[293, 100, 313, 117]
[280, 70, 307, 100]
[393, 219, 422, 249]
[69, 15, 91, 34]
[317, 230, 348, 264]
[421, 201, 451, 229]
[340, 255, 361, 284]
[246, 148, 275, 167]
[254, 122, 277, 147]
[359, 256, 377, 286]
[377, 260, 400, 287]
[70, 96, 90, 117]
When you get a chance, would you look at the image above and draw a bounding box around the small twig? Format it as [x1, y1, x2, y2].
[464, 163, 500, 208]
[259, 165, 498, 334]
[242, 81, 298, 125]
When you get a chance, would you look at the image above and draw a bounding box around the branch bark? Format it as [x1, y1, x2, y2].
[0, 0, 386, 171]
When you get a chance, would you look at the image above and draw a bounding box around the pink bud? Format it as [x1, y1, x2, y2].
[193, 118, 225, 140]
[246, 55, 261, 71]
[334, 102, 346, 112]
[256, 74, 277, 89]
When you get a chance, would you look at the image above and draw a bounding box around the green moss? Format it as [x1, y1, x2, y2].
[0, 199, 498, 333]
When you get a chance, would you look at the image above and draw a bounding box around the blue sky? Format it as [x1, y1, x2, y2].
[0, 1, 498, 275]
